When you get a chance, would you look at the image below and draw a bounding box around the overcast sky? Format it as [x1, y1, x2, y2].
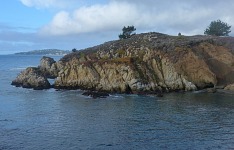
[0, 0, 234, 54]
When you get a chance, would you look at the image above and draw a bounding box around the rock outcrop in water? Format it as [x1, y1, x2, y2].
[11, 67, 50, 90]
[12, 32, 234, 93]
[39, 56, 59, 78]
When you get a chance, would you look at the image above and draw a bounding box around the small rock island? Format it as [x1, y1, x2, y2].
[12, 32, 234, 96]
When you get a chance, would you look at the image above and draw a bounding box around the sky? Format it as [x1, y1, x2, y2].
[0, 0, 234, 54]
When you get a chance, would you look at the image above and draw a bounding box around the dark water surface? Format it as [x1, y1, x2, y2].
[0, 55, 234, 150]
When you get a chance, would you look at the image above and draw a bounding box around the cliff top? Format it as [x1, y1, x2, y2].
[61, 32, 234, 62]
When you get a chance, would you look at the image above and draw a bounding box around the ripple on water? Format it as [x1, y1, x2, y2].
[1, 88, 234, 149]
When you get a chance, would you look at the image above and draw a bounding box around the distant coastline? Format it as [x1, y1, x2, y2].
[14, 49, 71, 56]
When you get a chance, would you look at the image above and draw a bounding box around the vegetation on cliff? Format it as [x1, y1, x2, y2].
[119, 26, 136, 39]
[204, 20, 231, 36]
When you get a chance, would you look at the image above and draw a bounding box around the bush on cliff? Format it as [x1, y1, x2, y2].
[204, 20, 231, 36]
[72, 48, 77, 52]
[119, 26, 136, 39]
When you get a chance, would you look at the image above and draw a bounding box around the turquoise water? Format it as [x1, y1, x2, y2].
[0, 55, 234, 149]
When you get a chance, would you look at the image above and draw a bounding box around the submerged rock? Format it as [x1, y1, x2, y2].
[206, 88, 217, 93]
[82, 91, 110, 99]
[136, 91, 163, 97]
[11, 67, 50, 90]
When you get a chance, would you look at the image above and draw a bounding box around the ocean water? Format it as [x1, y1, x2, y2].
[0, 55, 234, 150]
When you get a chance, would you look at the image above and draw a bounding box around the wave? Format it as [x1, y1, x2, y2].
[10, 67, 27, 71]
[10, 66, 36, 71]
[109, 94, 124, 99]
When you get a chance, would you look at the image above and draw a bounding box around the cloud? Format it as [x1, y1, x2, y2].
[3, 0, 234, 54]
[40, 0, 234, 36]
[0, 26, 114, 54]
[19, 0, 103, 9]
[19, 0, 79, 9]
[20, 0, 59, 8]
[40, 1, 138, 35]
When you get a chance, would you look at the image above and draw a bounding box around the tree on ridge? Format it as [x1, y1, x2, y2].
[204, 20, 231, 36]
[119, 26, 136, 39]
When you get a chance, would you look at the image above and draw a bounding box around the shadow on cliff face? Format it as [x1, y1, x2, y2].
[207, 59, 234, 86]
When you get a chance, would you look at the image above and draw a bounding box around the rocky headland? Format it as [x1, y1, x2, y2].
[12, 32, 234, 95]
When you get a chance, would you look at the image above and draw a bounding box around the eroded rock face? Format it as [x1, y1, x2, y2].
[54, 33, 234, 93]
[11, 67, 50, 90]
[54, 55, 200, 93]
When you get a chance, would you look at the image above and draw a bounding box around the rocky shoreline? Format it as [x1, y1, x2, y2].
[11, 32, 234, 98]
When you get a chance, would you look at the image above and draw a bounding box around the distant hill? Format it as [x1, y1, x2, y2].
[15, 49, 71, 56]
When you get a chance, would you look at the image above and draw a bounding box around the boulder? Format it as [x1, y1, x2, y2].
[206, 88, 217, 93]
[224, 84, 234, 91]
[11, 67, 50, 90]
[137, 91, 163, 97]
[39, 56, 58, 78]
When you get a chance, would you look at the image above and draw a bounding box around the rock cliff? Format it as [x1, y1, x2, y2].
[12, 32, 234, 93]
[39, 56, 58, 78]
